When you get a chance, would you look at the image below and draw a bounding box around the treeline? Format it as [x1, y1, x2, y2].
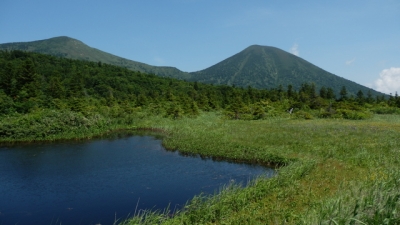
[0, 50, 399, 120]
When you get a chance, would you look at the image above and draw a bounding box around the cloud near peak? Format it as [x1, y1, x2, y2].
[290, 43, 299, 56]
[373, 67, 400, 95]
[154, 56, 166, 65]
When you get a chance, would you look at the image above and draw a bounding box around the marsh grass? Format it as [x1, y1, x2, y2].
[122, 113, 400, 224]
[303, 169, 400, 225]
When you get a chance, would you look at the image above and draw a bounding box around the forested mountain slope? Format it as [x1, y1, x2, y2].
[189, 45, 382, 97]
[0, 36, 191, 80]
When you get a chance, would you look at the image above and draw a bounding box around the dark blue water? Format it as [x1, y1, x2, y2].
[0, 134, 274, 225]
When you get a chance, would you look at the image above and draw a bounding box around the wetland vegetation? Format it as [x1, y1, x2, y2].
[1, 50, 400, 224]
[118, 113, 400, 224]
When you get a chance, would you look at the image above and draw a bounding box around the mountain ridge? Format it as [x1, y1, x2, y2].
[0, 36, 383, 97]
[0, 36, 191, 80]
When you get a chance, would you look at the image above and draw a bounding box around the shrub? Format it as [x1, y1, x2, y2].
[293, 110, 313, 119]
[371, 107, 400, 115]
[336, 109, 372, 120]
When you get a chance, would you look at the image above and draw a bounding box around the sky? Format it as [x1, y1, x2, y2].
[1, 0, 399, 94]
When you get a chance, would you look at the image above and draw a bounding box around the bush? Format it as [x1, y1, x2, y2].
[371, 107, 400, 115]
[293, 110, 313, 119]
[0, 110, 110, 140]
[318, 107, 336, 118]
[0, 91, 15, 114]
[336, 109, 372, 120]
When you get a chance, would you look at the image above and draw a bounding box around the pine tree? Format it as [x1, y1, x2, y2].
[229, 96, 245, 119]
[356, 90, 365, 104]
[68, 70, 84, 97]
[188, 101, 199, 116]
[0, 62, 17, 96]
[319, 87, 327, 99]
[48, 76, 65, 99]
[326, 88, 336, 100]
[340, 86, 348, 101]
[287, 85, 294, 99]
[366, 90, 374, 104]
[167, 102, 184, 119]
[0, 90, 15, 114]
[17, 58, 36, 88]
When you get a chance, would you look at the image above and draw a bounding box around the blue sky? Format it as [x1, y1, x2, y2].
[1, 0, 399, 94]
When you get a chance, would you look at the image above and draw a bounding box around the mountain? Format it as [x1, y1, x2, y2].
[189, 45, 382, 96]
[0, 36, 191, 80]
[0, 37, 383, 97]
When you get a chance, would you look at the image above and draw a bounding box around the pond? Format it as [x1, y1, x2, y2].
[0, 133, 275, 225]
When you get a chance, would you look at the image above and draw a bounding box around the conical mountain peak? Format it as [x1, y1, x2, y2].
[189, 45, 379, 96]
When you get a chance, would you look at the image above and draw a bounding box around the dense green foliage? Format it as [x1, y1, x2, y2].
[1, 50, 398, 122]
[0, 50, 218, 117]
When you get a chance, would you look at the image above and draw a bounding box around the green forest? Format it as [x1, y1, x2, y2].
[1, 50, 400, 141]
[1, 50, 399, 118]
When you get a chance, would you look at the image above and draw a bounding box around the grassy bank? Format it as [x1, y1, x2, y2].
[1, 111, 399, 224]
[121, 113, 400, 224]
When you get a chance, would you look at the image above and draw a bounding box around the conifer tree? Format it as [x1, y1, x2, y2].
[340, 86, 348, 101]
[366, 90, 374, 104]
[68, 70, 84, 97]
[356, 90, 365, 104]
[287, 85, 295, 99]
[0, 62, 17, 96]
[319, 86, 327, 99]
[48, 75, 65, 99]
[326, 88, 336, 100]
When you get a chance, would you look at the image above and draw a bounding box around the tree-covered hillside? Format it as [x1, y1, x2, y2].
[0, 50, 398, 121]
[0, 50, 275, 117]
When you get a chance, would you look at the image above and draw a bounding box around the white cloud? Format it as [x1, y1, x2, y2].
[373, 67, 400, 94]
[345, 58, 356, 65]
[290, 43, 299, 56]
[154, 56, 166, 65]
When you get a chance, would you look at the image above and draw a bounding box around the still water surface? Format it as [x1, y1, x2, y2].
[0, 134, 274, 225]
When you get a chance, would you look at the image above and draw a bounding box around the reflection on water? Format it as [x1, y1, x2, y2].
[0, 134, 275, 225]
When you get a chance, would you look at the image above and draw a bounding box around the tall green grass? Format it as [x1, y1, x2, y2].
[303, 169, 400, 225]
